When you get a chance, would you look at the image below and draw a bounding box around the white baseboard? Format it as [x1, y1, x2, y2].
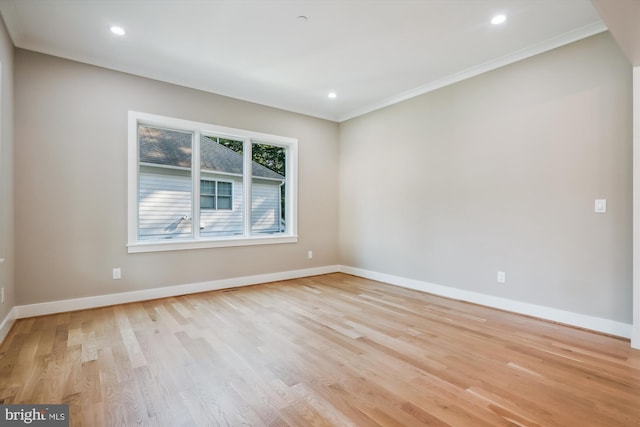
[0, 306, 17, 344]
[340, 265, 633, 339]
[7, 264, 632, 342]
[14, 265, 341, 319]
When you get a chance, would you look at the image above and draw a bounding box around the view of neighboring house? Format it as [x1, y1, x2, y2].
[138, 126, 285, 240]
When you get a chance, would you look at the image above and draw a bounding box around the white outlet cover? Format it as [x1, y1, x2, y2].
[594, 199, 607, 213]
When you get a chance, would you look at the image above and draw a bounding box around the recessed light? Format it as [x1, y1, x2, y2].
[328, 92, 337, 99]
[491, 14, 507, 25]
[110, 25, 126, 36]
[297, 15, 308, 22]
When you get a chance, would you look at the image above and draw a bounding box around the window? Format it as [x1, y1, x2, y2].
[200, 180, 232, 210]
[128, 111, 298, 253]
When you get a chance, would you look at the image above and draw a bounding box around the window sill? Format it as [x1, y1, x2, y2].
[127, 234, 298, 254]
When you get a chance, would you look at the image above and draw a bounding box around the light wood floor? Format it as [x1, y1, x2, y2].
[1, 273, 639, 426]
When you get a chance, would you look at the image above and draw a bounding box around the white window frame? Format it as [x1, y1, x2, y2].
[127, 111, 298, 253]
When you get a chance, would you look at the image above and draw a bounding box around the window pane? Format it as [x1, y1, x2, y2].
[217, 196, 232, 210]
[200, 195, 215, 209]
[251, 143, 286, 234]
[138, 125, 193, 240]
[200, 136, 243, 237]
[200, 180, 215, 195]
[218, 181, 232, 196]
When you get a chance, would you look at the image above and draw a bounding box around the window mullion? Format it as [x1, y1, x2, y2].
[243, 139, 252, 237]
[193, 131, 201, 240]
[214, 181, 219, 210]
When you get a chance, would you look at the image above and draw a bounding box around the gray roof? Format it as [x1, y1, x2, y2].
[139, 126, 284, 180]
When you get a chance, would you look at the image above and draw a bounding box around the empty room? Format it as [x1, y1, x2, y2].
[0, 0, 639, 426]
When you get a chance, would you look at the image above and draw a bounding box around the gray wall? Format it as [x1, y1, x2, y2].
[0, 16, 14, 323]
[339, 33, 633, 323]
[14, 49, 339, 304]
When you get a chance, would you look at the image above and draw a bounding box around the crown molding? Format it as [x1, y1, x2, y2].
[339, 21, 608, 122]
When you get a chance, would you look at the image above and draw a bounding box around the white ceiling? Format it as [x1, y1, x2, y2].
[0, 0, 606, 122]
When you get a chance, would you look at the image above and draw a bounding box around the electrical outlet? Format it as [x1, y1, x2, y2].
[113, 268, 122, 280]
[594, 199, 607, 213]
[308, 251, 313, 259]
[497, 271, 506, 283]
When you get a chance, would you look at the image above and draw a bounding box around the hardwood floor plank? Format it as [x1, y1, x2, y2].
[1, 273, 639, 426]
